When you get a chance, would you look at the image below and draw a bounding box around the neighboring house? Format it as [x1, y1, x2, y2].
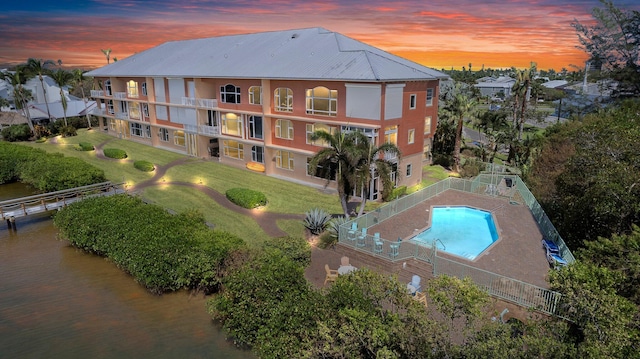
[24, 76, 64, 104]
[475, 76, 515, 98]
[29, 95, 97, 121]
[86, 27, 448, 199]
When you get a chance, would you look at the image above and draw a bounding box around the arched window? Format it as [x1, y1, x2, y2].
[249, 86, 262, 105]
[220, 84, 241, 104]
[274, 88, 293, 112]
[306, 86, 337, 116]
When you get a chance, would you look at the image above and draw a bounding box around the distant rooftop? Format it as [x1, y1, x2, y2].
[86, 27, 448, 82]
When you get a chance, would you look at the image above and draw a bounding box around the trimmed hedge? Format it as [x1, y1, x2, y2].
[77, 142, 94, 151]
[53, 195, 246, 294]
[103, 148, 127, 159]
[134, 160, 155, 172]
[226, 188, 267, 209]
[1, 124, 31, 142]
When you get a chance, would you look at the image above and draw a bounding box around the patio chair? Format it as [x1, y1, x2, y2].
[546, 249, 567, 269]
[373, 233, 383, 254]
[356, 228, 367, 247]
[324, 264, 339, 285]
[413, 291, 428, 307]
[347, 222, 358, 242]
[542, 239, 560, 254]
[408, 275, 422, 293]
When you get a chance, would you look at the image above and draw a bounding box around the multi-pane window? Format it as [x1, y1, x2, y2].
[145, 125, 151, 138]
[307, 158, 336, 180]
[159, 128, 169, 142]
[107, 100, 114, 114]
[223, 140, 244, 160]
[410, 94, 417, 109]
[248, 115, 263, 139]
[274, 88, 293, 112]
[275, 119, 293, 139]
[141, 82, 147, 96]
[220, 84, 241, 104]
[221, 113, 242, 136]
[127, 80, 139, 98]
[119, 101, 128, 114]
[129, 102, 140, 120]
[207, 110, 217, 127]
[109, 119, 116, 131]
[130, 123, 143, 137]
[406, 164, 413, 177]
[276, 150, 294, 170]
[426, 88, 434, 106]
[306, 86, 337, 116]
[142, 103, 149, 118]
[306, 123, 334, 146]
[249, 86, 262, 105]
[174, 130, 185, 146]
[384, 125, 398, 145]
[424, 116, 432, 135]
[251, 146, 264, 163]
[105, 80, 112, 96]
[408, 129, 415, 144]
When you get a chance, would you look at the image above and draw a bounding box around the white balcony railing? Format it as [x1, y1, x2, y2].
[183, 124, 198, 133]
[90, 90, 105, 97]
[384, 152, 398, 162]
[114, 92, 127, 99]
[115, 112, 129, 120]
[199, 125, 219, 136]
[182, 97, 197, 106]
[197, 98, 218, 109]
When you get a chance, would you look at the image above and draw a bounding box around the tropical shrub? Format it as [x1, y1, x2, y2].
[302, 208, 332, 235]
[54, 195, 246, 294]
[60, 126, 77, 137]
[263, 236, 311, 267]
[384, 185, 407, 202]
[77, 142, 94, 151]
[461, 158, 485, 177]
[322, 216, 348, 248]
[134, 160, 155, 172]
[1, 124, 31, 142]
[103, 148, 127, 159]
[225, 187, 267, 209]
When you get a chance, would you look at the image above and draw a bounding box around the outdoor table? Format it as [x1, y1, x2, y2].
[338, 265, 357, 275]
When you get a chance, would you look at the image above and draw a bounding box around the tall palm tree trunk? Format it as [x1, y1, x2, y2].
[453, 115, 464, 172]
[39, 76, 52, 121]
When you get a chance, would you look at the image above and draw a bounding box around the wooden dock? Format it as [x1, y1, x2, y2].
[1, 182, 126, 221]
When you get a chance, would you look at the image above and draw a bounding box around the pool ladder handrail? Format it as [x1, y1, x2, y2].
[435, 238, 446, 250]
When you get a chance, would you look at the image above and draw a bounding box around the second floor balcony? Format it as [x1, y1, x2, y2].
[114, 92, 127, 99]
[90, 90, 105, 97]
[115, 112, 129, 120]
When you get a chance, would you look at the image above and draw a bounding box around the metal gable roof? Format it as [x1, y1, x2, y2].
[86, 27, 447, 82]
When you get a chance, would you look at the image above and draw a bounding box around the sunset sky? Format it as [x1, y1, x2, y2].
[1, 0, 638, 72]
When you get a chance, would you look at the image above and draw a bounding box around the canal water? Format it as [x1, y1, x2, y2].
[0, 183, 254, 358]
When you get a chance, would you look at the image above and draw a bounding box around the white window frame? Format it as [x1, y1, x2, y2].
[223, 140, 244, 160]
[424, 116, 432, 135]
[107, 100, 114, 114]
[305, 86, 337, 116]
[159, 128, 169, 142]
[406, 164, 412, 177]
[109, 119, 116, 131]
[251, 145, 264, 163]
[306, 123, 334, 146]
[145, 125, 151, 138]
[248, 115, 263, 140]
[410, 94, 417, 109]
[275, 150, 294, 170]
[220, 84, 241, 104]
[426, 88, 434, 106]
[408, 129, 415, 144]
[129, 102, 140, 120]
[142, 103, 149, 118]
[105, 80, 112, 96]
[174, 130, 185, 147]
[127, 80, 139, 98]
[130, 122, 143, 137]
[221, 113, 242, 137]
[384, 125, 398, 145]
[274, 88, 293, 112]
[249, 86, 262, 105]
[275, 119, 293, 140]
[141, 82, 148, 96]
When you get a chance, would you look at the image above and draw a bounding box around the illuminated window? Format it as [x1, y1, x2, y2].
[275, 119, 293, 140]
[221, 113, 242, 136]
[426, 88, 434, 106]
[129, 102, 140, 120]
[410, 94, 417, 109]
[220, 84, 241, 104]
[276, 150, 294, 170]
[306, 123, 334, 146]
[159, 128, 169, 142]
[109, 119, 116, 131]
[306, 86, 337, 116]
[274, 88, 293, 112]
[424, 116, 432, 135]
[408, 129, 415, 144]
[174, 130, 185, 146]
[248, 115, 263, 139]
[251, 146, 264, 163]
[223, 140, 244, 160]
[127, 80, 139, 98]
[384, 125, 398, 145]
[249, 86, 262, 105]
[130, 122, 143, 137]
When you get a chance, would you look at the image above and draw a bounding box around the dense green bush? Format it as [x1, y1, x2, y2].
[103, 148, 127, 159]
[1, 124, 31, 142]
[384, 185, 407, 202]
[263, 236, 311, 267]
[77, 142, 94, 151]
[60, 126, 77, 137]
[53, 195, 246, 294]
[433, 153, 454, 169]
[0, 142, 105, 190]
[133, 160, 155, 172]
[461, 158, 485, 177]
[323, 216, 349, 248]
[225, 187, 267, 209]
[302, 208, 332, 235]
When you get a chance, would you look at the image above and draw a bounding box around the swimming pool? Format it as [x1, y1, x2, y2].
[412, 206, 499, 260]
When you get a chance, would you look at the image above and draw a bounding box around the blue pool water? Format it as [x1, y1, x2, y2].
[413, 206, 498, 260]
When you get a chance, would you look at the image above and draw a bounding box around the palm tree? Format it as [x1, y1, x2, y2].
[352, 132, 401, 217]
[26, 58, 55, 121]
[72, 69, 92, 128]
[101, 49, 112, 64]
[308, 130, 362, 217]
[511, 62, 537, 139]
[443, 84, 478, 172]
[50, 69, 73, 127]
[0, 66, 35, 133]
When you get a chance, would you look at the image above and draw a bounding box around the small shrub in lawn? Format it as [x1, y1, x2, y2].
[302, 208, 332, 235]
[225, 188, 267, 209]
[134, 160, 155, 172]
[103, 148, 128, 159]
[77, 142, 94, 151]
[60, 126, 77, 137]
